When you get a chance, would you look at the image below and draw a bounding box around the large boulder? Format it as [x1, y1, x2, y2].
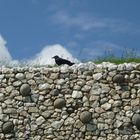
[20, 84, 31, 96]
[80, 111, 92, 123]
[113, 74, 124, 83]
[54, 98, 66, 109]
[2, 122, 14, 134]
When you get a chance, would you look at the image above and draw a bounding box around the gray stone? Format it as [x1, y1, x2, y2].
[50, 89, 59, 96]
[34, 136, 41, 140]
[20, 84, 31, 96]
[100, 98, 108, 104]
[137, 89, 140, 95]
[101, 112, 115, 119]
[3, 108, 17, 114]
[44, 99, 53, 106]
[72, 91, 83, 98]
[83, 101, 90, 107]
[136, 64, 140, 70]
[80, 111, 92, 123]
[6, 86, 14, 93]
[57, 79, 65, 85]
[42, 110, 53, 119]
[28, 107, 39, 113]
[2, 122, 14, 134]
[13, 81, 22, 87]
[74, 120, 83, 129]
[93, 73, 103, 80]
[95, 107, 105, 114]
[15, 95, 23, 101]
[114, 120, 123, 128]
[19, 111, 29, 117]
[64, 117, 75, 125]
[90, 84, 102, 95]
[73, 85, 81, 90]
[30, 124, 38, 135]
[51, 120, 64, 129]
[15, 73, 25, 80]
[45, 127, 53, 134]
[38, 83, 50, 91]
[60, 65, 69, 73]
[83, 70, 93, 76]
[77, 80, 86, 87]
[101, 103, 111, 110]
[113, 101, 122, 107]
[54, 98, 66, 109]
[131, 98, 139, 106]
[61, 111, 68, 119]
[109, 89, 117, 96]
[80, 125, 86, 132]
[4, 99, 13, 105]
[0, 93, 4, 102]
[0, 114, 9, 121]
[36, 116, 46, 126]
[126, 111, 133, 118]
[86, 124, 97, 131]
[28, 79, 36, 85]
[97, 123, 109, 130]
[81, 85, 91, 92]
[25, 72, 34, 79]
[0, 74, 4, 81]
[121, 91, 130, 99]
[39, 105, 47, 111]
[50, 73, 59, 80]
[24, 103, 36, 107]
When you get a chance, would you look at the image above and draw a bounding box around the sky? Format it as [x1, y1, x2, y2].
[0, 0, 140, 65]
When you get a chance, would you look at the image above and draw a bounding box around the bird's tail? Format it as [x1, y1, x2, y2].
[70, 62, 75, 66]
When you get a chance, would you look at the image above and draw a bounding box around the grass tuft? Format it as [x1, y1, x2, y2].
[93, 47, 140, 64]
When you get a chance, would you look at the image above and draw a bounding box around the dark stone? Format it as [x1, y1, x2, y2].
[113, 74, 124, 83]
[50, 89, 59, 96]
[132, 114, 140, 130]
[23, 96, 32, 103]
[2, 122, 14, 134]
[54, 98, 66, 109]
[67, 107, 75, 114]
[75, 100, 83, 108]
[119, 123, 134, 135]
[80, 111, 92, 123]
[20, 84, 31, 96]
[31, 93, 39, 103]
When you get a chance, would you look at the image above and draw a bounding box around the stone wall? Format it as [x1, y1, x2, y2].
[0, 62, 140, 140]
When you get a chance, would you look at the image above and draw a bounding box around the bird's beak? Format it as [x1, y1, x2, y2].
[52, 56, 54, 59]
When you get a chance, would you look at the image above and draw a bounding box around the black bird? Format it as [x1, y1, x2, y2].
[52, 55, 75, 66]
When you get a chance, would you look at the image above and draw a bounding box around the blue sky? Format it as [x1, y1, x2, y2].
[0, 0, 140, 62]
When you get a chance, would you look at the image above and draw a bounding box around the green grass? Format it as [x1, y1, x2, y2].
[93, 48, 140, 64]
[94, 56, 140, 64]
